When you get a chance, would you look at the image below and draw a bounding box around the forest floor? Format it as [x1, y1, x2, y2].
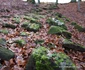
[0, 0, 85, 70]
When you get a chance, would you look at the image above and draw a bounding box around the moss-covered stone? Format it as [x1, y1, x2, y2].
[25, 47, 76, 70]
[71, 22, 77, 25]
[46, 18, 67, 30]
[0, 38, 6, 46]
[34, 39, 44, 44]
[62, 39, 85, 52]
[65, 18, 70, 22]
[24, 16, 41, 25]
[74, 25, 85, 32]
[12, 17, 20, 24]
[71, 22, 85, 32]
[46, 43, 56, 49]
[22, 22, 41, 32]
[20, 32, 28, 36]
[62, 31, 72, 39]
[48, 26, 64, 34]
[55, 13, 62, 18]
[23, 16, 30, 20]
[27, 23, 40, 31]
[0, 47, 15, 61]
[48, 26, 71, 39]
[1, 15, 10, 18]
[0, 29, 9, 34]
[2, 23, 17, 29]
[62, 16, 70, 22]
[21, 22, 30, 27]
[24, 16, 37, 23]
[14, 39, 26, 47]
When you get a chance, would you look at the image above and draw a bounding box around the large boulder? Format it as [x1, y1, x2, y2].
[20, 32, 28, 36]
[62, 39, 85, 52]
[2, 23, 17, 29]
[48, 26, 71, 39]
[25, 47, 76, 70]
[46, 18, 67, 30]
[71, 22, 85, 32]
[0, 29, 9, 34]
[21, 22, 41, 32]
[0, 47, 15, 61]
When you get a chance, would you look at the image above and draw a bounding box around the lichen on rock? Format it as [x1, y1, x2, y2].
[25, 47, 76, 70]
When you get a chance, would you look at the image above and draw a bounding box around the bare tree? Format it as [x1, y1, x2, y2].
[71, 0, 76, 2]
[56, 0, 58, 5]
[78, 0, 81, 11]
[38, 0, 40, 4]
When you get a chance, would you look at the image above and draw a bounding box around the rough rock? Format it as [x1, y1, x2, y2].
[62, 38, 85, 52]
[25, 47, 76, 70]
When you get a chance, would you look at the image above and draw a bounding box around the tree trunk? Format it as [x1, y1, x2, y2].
[78, 0, 81, 11]
[56, 0, 58, 5]
[38, 0, 40, 4]
[71, 0, 76, 2]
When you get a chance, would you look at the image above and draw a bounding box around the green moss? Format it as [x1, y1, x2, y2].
[74, 24, 85, 32]
[47, 43, 56, 49]
[25, 47, 76, 70]
[71, 22, 77, 25]
[12, 17, 20, 24]
[46, 17, 67, 30]
[0, 38, 6, 46]
[56, 16, 65, 23]
[23, 16, 41, 24]
[55, 13, 62, 18]
[0, 47, 15, 61]
[63, 39, 73, 44]
[31, 47, 54, 70]
[24, 16, 37, 23]
[2, 23, 17, 29]
[71, 22, 85, 32]
[62, 16, 70, 22]
[48, 26, 71, 39]
[62, 39, 85, 52]
[21, 21, 41, 32]
[52, 52, 76, 70]
[34, 39, 44, 44]
[62, 31, 72, 39]
[46, 18, 55, 25]
[21, 22, 30, 27]
[48, 26, 65, 34]
[26, 23, 40, 32]
[14, 39, 26, 47]
[0, 29, 9, 34]
[29, 23, 40, 30]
